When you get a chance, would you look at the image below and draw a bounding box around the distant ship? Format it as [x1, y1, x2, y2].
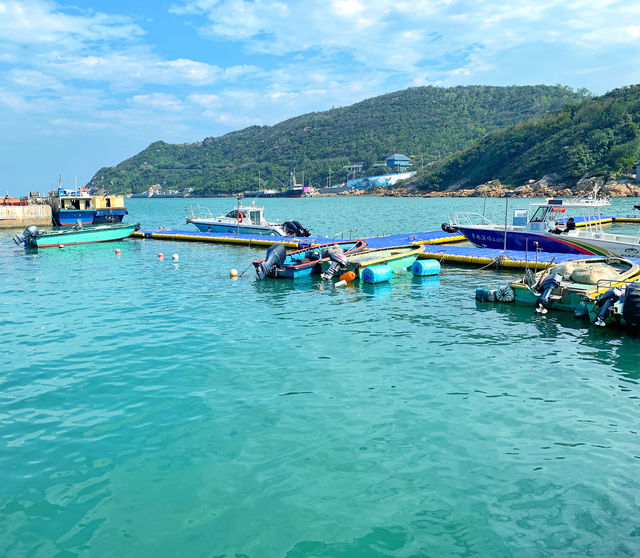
[244, 171, 311, 198]
[131, 186, 194, 198]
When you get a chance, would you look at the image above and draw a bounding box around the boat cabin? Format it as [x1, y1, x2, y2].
[49, 188, 92, 211]
[523, 196, 609, 233]
[226, 206, 266, 225]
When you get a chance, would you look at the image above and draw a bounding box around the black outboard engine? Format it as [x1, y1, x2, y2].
[622, 281, 640, 331]
[13, 224, 39, 247]
[534, 272, 562, 313]
[594, 286, 623, 327]
[283, 221, 311, 237]
[441, 222, 458, 234]
[256, 243, 287, 279]
[321, 250, 348, 279]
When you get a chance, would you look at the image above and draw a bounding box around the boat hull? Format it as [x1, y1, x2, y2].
[563, 231, 640, 258]
[253, 240, 366, 279]
[53, 210, 95, 226]
[510, 258, 640, 312]
[321, 246, 424, 278]
[30, 223, 140, 248]
[189, 220, 285, 235]
[456, 226, 592, 254]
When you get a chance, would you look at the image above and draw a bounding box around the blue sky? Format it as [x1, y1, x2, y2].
[1, 0, 640, 194]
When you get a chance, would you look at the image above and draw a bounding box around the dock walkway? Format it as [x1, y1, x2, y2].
[132, 214, 640, 271]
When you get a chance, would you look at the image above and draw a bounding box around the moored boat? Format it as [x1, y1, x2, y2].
[186, 200, 310, 237]
[320, 245, 425, 279]
[13, 222, 140, 249]
[444, 189, 640, 257]
[254, 240, 367, 279]
[508, 257, 640, 313]
[586, 280, 640, 331]
[49, 179, 128, 226]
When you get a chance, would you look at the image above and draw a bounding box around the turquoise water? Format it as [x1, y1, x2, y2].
[2, 196, 640, 557]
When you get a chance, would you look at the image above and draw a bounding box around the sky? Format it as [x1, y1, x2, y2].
[1, 0, 640, 194]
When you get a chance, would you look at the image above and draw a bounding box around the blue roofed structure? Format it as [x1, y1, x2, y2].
[386, 154, 411, 169]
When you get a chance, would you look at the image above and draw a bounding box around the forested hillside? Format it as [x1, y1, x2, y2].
[88, 85, 589, 194]
[419, 85, 640, 191]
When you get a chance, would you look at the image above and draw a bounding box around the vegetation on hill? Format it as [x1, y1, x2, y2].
[88, 85, 589, 194]
[419, 85, 640, 192]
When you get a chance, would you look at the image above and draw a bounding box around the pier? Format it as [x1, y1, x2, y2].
[0, 204, 52, 228]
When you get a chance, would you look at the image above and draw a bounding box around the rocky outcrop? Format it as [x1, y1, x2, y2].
[331, 173, 640, 198]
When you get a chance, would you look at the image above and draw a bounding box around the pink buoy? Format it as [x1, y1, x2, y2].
[115, 248, 121, 255]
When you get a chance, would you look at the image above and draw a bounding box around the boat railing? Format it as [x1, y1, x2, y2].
[451, 212, 497, 227]
[333, 228, 358, 240]
[595, 277, 640, 291]
[186, 204, 215, 220]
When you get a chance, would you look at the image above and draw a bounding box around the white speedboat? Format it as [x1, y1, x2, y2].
[185, 200, 310, 237]
[443, 189, 640, 257]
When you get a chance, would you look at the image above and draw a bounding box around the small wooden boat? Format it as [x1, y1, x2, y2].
[13, 222, 140, 249]
[254, 240, 366, 279]
[320, 245, 425, 279]
[510, 257, 640, 313]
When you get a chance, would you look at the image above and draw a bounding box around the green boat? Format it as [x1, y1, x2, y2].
[509, 257, 640, 314]
[13, 222, 140, 249]
[321, 245, 424, 279]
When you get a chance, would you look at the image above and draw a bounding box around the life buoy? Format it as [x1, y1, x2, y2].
[237, 211, 243, 223]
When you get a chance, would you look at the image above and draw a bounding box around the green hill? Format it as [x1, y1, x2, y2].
[419, 84, 640, 192]
[88, 85, 589, 195]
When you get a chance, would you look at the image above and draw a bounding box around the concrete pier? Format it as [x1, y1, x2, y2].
[0, 205, 52, 228]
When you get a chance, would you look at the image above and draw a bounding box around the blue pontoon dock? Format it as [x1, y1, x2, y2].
[132, 214, 640, 271]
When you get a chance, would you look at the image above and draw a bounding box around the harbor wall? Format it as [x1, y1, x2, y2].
[0, 205, 52, 228]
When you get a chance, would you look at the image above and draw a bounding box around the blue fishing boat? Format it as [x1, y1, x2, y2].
[442, 191, 622, 255]
[49, 179, 128, 226]
[254, 240, 367, 279]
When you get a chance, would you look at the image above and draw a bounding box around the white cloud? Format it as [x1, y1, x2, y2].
[128, 93, 186, 111]
[0, 0, 144, 45]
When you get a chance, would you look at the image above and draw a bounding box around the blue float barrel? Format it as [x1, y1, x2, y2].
[361, 264, 393, 284]
[412, 259, 441, 276]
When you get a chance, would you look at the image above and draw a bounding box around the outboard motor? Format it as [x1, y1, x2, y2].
[534, 272, 562, 313]
[441, 222, 458, 234]
[256, 243, 287, 279]
[622, 281, 640, 331]
[283, 221, 311, 237]
[292, 221, 310, 237]
[321, 251, 348, 280]
[594, 286, 623, 327]
[13, 224, 39, 247]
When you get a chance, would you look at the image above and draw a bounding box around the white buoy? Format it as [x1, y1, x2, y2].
[230, 269, 238, 278]
[335, 280, 347, 287]
[172, 253, 179, 261]
[59, 244, 64, 249]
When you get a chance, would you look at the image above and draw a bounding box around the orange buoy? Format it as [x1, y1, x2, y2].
[158, 253, 164, 260]
[115, 248, 121, 255]
[339, 271, 356, 283]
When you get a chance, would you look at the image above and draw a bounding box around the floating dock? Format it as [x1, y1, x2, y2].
[131, 228, 465, 248]
[131, 214, 640, 271]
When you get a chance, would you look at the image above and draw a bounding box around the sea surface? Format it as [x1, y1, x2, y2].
[2, 196, 640, 557]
